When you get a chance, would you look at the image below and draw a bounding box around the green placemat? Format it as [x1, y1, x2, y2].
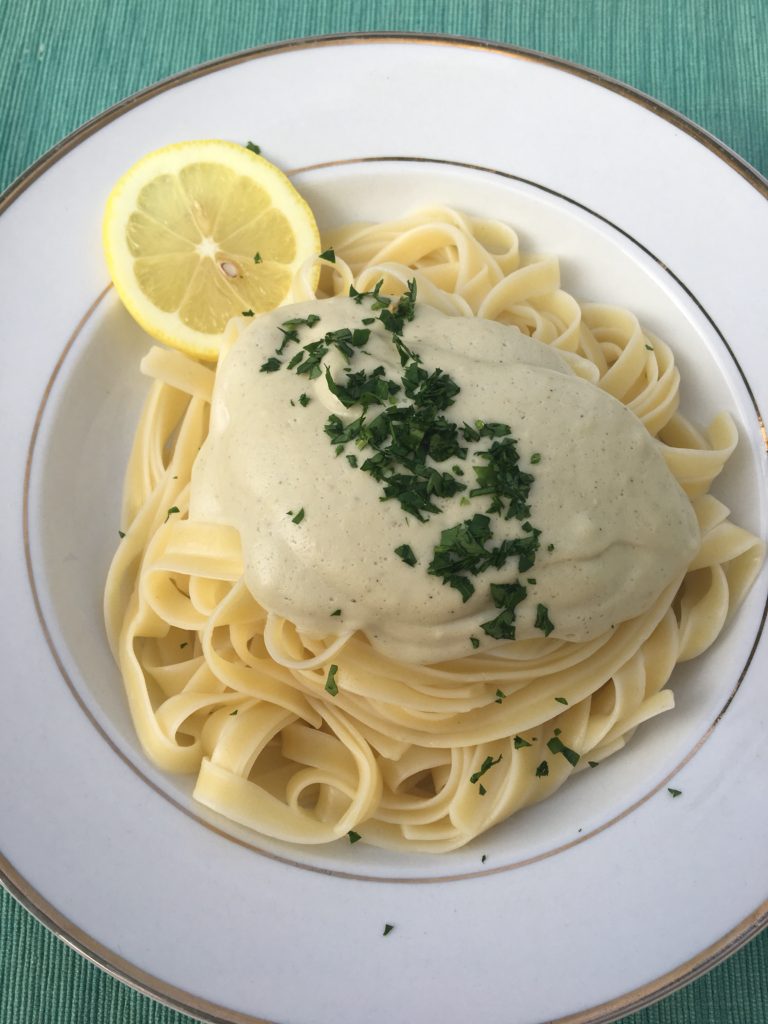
[1, 2, 766, 1023]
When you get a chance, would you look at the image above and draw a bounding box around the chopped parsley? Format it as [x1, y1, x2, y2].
[291, 507, 305, 524]
[513, 735, 531, 749]
[325, 664, 339, 696]
[165, 506, 180, 522]
[349, 279, 389, 308]
[478, 784, 487, 796]
[480, 582, 528, 639]
[554, 696, 569, 705]
[330, 609, 342, 617]
[347, 830, 362, 843]
[535, 603, 555, 636]
[481, 854, 487, 863]
[179, 642, 188, 649]
[246, 141, 261, 154]
[470, 753, 502, 785]
[325, 362, 398, 409]
[462, 420, 511, 442]
[253, 252, 262, 264]
[494, 689, 506, 704]
[290, 341, 327, 379]
[535, 760, 549, 778]
[260, 357, 282, 373]
[383, 923, 395, 935]
[645, 344, 654, 351]
[588, 761, 599, 768]
[469, 436, 534, 520]
[118, 530, 125, 538]
[229, 709, 238, 716]
[394, 544, 417, 567]
[668, 787, 682, 797]
[428, 517, 539, 607]
[530, 452, 542, 464]
[470, 636, 480, 649]
[319, 247, 336, 263]
[242, 309, 255, 317]
[298, 393, 310, 407]
[546, 734, 580, 767]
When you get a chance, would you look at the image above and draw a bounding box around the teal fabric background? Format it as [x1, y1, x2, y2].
[1, 1, 766, 1022]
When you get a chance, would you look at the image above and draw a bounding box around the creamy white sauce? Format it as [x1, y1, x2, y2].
[190, 296, 700, 663]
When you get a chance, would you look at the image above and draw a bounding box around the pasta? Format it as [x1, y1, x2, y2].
[105, 207, 764, 852]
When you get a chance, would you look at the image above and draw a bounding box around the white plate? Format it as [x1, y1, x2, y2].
[1, 34, 766, 1024]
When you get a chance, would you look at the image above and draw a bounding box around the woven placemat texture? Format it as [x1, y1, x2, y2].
[1, 2, 766, 1022]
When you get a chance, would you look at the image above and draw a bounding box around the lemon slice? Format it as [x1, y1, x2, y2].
[103, 140, 320, 358]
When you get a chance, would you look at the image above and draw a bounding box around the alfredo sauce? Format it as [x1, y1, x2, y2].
[190, 296, 700, 663]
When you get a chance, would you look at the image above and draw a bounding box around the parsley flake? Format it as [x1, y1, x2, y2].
[165, 506, 180, 522]
[513, 735, 531, 749]
[494, 689, 506, 704]
[470, 754, 502, 785]
[330, 609, 342, 617]
[347, 830, 362, 843]
[546, 735, 580, 767]
[179, 642, 188, 649]
[535, 603, 555, 636]
[260, 357, 282, 373]
[383, 923, 395, 935]
[319, 247, 336, 263]
[588, 761, 600, 768]
[479, 784, 487, 796]
[535, 760, 549, 777]
[469, 436, 534, 521]
[480, 581, 528, 640]
[118, 530, 126, 538]
[299, 393, 310, 407]
[291, 507, 305, 524]
[668, 787, 682, 797]
[253, 252, 262, 264]
[325, 664, 339, 696]
[245, 141, 261, 154]
[530, 452, 541, 464]
[395, 544, 417, 567]
[555, 696, 569, 705]
[470, 636, 480, 649]
[229, 709, 238, 716]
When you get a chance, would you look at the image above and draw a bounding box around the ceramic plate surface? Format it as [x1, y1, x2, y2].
[1, 33, 767, 1024]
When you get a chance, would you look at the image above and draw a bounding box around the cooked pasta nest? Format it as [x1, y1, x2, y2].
[105, 207, 764, 852]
